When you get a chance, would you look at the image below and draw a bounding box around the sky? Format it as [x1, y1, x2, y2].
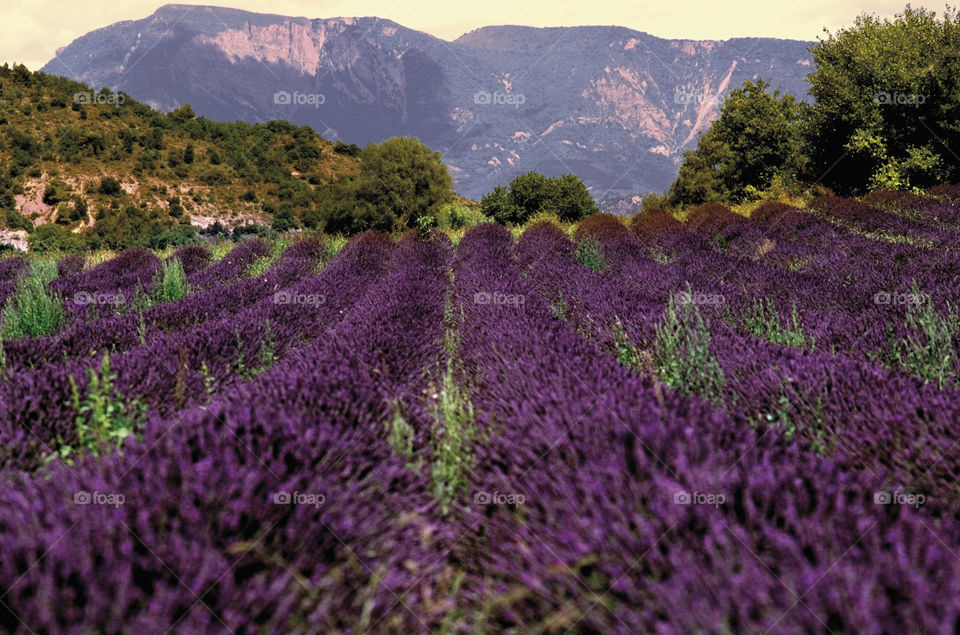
[2, 0, 929, 70]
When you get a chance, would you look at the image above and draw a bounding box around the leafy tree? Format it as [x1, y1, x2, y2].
[667, 79, 806, 207]
[315, 137, 455, 235]
[358, 137, 454, 226]
[804, 6, 960, 193]
[481, 186, 517, 224]
[271, 205, 296, 232]
[168, 104, 196, 124]
[482, 172, 599, 224]
[552, 173, 600, 222]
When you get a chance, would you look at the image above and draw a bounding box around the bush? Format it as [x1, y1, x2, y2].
[150, 258, 190, 305]
[436, 202, 486, 229]
[483, 172, 598, 225]
[573, 236, 605, 272]
[3, 208, 33, 232]
[1, 261, 64, 338]
[28, 223, 86, 253]
[98, 176, 123, 196]
[333, 141, 361, 156]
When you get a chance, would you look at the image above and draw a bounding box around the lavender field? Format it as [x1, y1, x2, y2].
[2, 191, 960, 633]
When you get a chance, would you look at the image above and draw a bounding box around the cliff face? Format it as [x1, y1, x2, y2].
[44, 4, 813, 205]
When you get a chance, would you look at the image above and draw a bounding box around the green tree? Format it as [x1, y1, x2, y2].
[482, 172, 599, 224]
[552, 173, 600, 222]
[804, 6, 960, 193]
[481, 185, 518, 224]
[358, 137, 454, 227]
[667, 79, 806, 207]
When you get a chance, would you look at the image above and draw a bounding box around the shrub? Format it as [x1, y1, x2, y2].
[733, 299, 812, 349]
[59, 354, 144, 463]
[333, 141, 361, 156]
[436, 201, 487, 229]
[483, 172, 599, 225]
[98, 176, 123, 196]
[652, 287, 725, 402]
[1, 260, 64, 338]
[150, 258, 190, 305]
[3, 208, 32, 232]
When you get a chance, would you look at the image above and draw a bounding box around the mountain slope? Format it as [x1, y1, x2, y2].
[42, 5, 814, 208]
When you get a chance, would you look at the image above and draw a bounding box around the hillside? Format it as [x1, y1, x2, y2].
[0, 64, 361, 249]
[41, 4, 814, 206]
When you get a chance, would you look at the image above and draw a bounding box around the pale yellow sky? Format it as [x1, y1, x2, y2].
[2, 0, 929, 70]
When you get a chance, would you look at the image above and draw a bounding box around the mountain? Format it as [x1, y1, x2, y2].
[42, 4, 814, 208]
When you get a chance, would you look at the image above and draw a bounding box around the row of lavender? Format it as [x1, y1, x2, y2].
[440, 223, 960, 632]
[0, 234, 458, 632]
[0, 234, 397, 473]
[628, 197, 960, 381]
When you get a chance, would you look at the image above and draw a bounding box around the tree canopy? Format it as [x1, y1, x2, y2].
[481, 171, 599, 225]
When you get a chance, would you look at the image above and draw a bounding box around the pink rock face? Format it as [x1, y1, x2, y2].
[202, 22, 326, 75]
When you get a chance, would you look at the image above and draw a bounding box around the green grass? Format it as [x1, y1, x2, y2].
[151, 258, 190, 304]
[431, 276, 477, 512]
[1, 259, 64, 339]
[258, 320, 277, 370]
[652, 288, 725, 402]
[248, 237, 292, 278]
[734, 298, 813, 349]
[884, 287, 959, 388]
[430, 358, 477, 512]
[614, 317, 640, 368]
[759, 388, 830, 455]
[323, 235, 348, 261]
[385, 407, 416, 459]
[574, 236, 606, 273]
[209, 241, 235, 262]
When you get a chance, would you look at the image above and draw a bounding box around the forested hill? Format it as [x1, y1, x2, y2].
[0, 65, 361, 249]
